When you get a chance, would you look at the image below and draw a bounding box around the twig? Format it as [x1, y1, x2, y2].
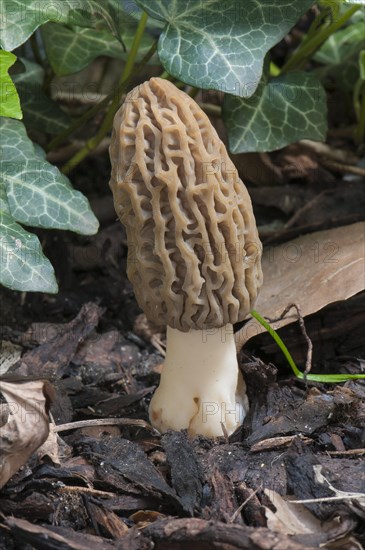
[284, 190, 332, 230]
[327, 448, 365, 456]
[151, 334, 166, 357]
[198, 102, 222, 117]
[57, 486, 116, 497]
[229, 486, 262, 523]
[53, 417, 158, 433]
[265, 303, 313, 374]
[328, 125, 356, 139]
[290, 495, 364, 504]
[321, 159, 365, 178]
[300, 140, 360, 164]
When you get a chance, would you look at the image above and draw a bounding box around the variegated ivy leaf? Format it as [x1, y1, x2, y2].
[136, 0, 315, 98]
[41, 22, 157, 76]
[41, 23, 125, 76]
[223, 72, 327, 153]
[0, 0, 133, 51]
[0, 185, 10, 213]
[0, 210, 57, 292]
[12, 58, 71, 133]
[0, 51, 22, 119]
[0, 118, 99, 234]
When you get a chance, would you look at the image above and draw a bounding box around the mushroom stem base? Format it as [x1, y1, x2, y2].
[149, 325, 248, 437]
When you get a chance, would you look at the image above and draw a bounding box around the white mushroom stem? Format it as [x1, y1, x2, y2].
[149, 324, 249, 437]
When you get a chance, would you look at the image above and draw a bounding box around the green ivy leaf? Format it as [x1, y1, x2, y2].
[0, 0, 133, 51]
[136, 0, 315, 97]
[315, 22, 364, 65]
[223, 72, 327, 153]
[314, 22, 364, 91]
[41, 23, 156, 76]
[0, 51, 22, 119]
[41, 23, 125, 76]
[12, 58, 71, 133]
[0, 118, 99, 235]
[0, 210, 58, 292]
[0, 184, 10, 213]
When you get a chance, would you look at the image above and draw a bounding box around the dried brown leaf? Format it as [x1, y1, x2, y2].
[264, 489, 358, 547]
[0, 340, 22, 375]
[36, 421, 61, 465]
[0, 380, 51, 488]
[265, 489, 323, 536]
[236, 222, 365, 349]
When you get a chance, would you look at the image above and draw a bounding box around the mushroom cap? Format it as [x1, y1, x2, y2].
[109, 77, 263, 332]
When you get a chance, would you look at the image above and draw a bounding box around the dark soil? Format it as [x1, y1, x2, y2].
[1, 137, 365, 549]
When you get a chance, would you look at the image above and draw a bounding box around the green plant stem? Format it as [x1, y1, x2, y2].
[250, 310, 301, 377]
[61, 12, 151, 174]
[281, 4, 361, 73]
[46, 94, 112, 152]
[250, 309, 365, 383]
[120, 11, 149, 84]
[354, 80, 365, 144]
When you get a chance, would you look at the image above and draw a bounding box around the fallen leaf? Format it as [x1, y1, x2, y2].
[264, 489, 358, 547]
[0, 380, 52, 488]
[264, 489, 323, 536]
[236, 222, 365, 349]
[0, 340, 22, 375]
[36, 421, 61, 465]
[313, 465, 365, 516]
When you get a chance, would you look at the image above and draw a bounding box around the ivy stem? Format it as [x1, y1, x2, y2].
[281, 4, 361, 73]
[61, 11, 150, 174]
[46, 93, 112, 152]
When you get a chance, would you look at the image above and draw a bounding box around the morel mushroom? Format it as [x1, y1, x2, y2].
[109, 77, 262, 437]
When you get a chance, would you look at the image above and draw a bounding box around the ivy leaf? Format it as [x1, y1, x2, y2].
[41, 23, 156, 76]
[136, 0, 315, 97]
[0, 51, 22, 119]
[0, 0, 132, 51]
[223, 72, 327, 153]
[0, 210, 57, 292]
[0, 185, 10, 213]
[315, 22, 364, 65]
[314, 22, 364, 91]
[0, 118, 99, 235]
[41, 23, 125, 76]
[12, 58, 71, 133]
